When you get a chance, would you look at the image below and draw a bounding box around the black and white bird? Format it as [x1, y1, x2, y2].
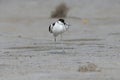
[49, 19, 70, 42]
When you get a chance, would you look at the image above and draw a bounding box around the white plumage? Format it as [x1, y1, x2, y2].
[49, 19, 70, 42]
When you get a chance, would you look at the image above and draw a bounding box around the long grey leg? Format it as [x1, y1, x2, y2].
[61, 34, 65, 52]
[54, 37, 56, 42]
[54, 36, 56, 49]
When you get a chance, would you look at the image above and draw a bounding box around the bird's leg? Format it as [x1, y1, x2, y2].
[60, 34, 65, 53]
[54, 36, 56, 49]
[54, 37, 56, 42]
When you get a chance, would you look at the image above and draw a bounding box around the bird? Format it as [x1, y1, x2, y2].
[49, 19, 70, 50]
[49, 19, 70, 42]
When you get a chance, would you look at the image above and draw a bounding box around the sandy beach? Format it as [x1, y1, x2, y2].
[0, 0, 120, 80]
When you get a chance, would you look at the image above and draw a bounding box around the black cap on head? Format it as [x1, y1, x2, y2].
[58, 19, 65, 23]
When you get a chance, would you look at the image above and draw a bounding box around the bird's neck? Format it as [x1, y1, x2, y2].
[57, 21, 64, 25]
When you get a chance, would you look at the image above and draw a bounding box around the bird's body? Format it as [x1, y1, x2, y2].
[49, 19, 69, 42]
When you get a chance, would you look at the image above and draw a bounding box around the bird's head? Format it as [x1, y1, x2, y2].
[58, 19, 65, 23]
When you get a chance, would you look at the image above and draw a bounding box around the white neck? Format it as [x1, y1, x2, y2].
[57, 21, 64, 24]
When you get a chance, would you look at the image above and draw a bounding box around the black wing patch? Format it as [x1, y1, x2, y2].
[49, 25, 52, 33]
[49, 22, 55, 33]
[53, 23, 55, 26]
[63, 22, 66, 25]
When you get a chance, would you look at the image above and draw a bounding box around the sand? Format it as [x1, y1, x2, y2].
[0, 0, 120, 80]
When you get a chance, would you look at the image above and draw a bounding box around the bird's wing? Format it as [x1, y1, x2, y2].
[49, 22, 55, 33]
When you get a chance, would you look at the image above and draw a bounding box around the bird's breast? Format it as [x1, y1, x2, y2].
[53, 25, 65, 33]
